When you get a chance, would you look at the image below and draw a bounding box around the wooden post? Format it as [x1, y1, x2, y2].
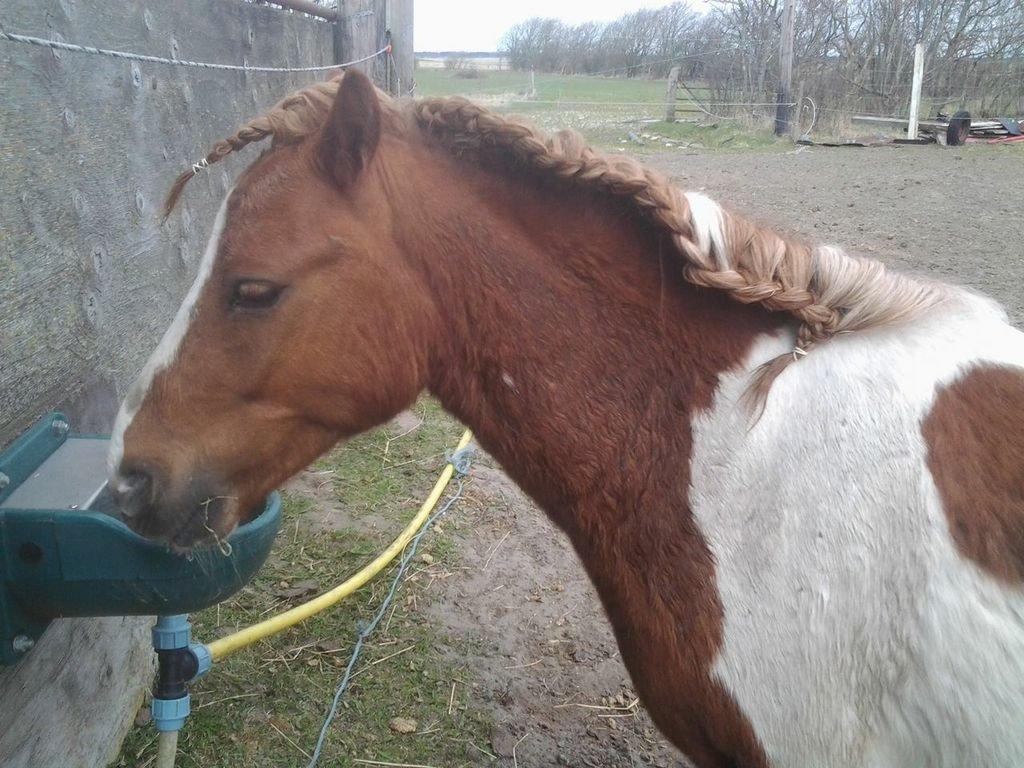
[790, 79, 804, 138]
[774, 0, 796, 135]
[333, 1, 359, 75]
[387, 0, 414, 96]
[907, 42, 925, 140]
[665, 65, 681, 122]
[530, 69, 537, 99]
[335, 0, 411, 94]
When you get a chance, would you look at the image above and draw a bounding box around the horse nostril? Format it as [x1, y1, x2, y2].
[114, 464, 156, 514]
[123, 470, 152, 496]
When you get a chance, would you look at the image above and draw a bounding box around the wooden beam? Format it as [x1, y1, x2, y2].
[388, 0, 414, 96]
[852, 115, 946, 131]
[791, 79, 804, 139]
[262, 0, 337, 22]
[335, 0, 380, 79]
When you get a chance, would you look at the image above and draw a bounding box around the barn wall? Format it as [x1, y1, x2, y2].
[0, 2, 334, 765]
[0, 0, 334, 442]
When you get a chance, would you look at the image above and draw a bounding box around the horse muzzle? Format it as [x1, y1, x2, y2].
[110, 461, 236, 552]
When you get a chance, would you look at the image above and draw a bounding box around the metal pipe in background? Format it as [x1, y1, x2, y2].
[257, 0, 338, 22]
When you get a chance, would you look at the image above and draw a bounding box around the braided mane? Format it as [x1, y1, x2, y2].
[164, 74, 944, 390]
[163, 79, 343, 217]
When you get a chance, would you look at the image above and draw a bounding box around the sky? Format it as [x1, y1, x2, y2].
[415, 0, 691, 52]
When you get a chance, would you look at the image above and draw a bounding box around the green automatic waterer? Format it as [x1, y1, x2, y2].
[0, 412, 281, 666]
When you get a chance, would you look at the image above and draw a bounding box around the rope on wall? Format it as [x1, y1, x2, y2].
[0, 30, 388, 73]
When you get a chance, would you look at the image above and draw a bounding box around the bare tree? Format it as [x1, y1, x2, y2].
[497, 0, 1024, 119]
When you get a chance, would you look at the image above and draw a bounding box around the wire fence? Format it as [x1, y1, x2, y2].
[417, 48, 1023, 143]
[683, 51, 1024, 130]
[305, 445, 475, 768]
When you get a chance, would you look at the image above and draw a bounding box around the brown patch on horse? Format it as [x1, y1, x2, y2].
[400, 146, 777, 766]
[923, 364, 1024, 583]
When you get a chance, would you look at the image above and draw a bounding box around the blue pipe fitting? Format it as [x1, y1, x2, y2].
[150, 615, 212, 733]
[151, 692, 191, 733]
[189, 641, 213, 680]
[152, 614, 192, 650]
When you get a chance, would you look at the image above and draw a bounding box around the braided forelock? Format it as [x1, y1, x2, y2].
[411, 96, 944, 395]
[162, 79, 345, 219]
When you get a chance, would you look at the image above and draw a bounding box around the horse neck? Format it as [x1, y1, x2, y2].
[396, 147, 782, 543]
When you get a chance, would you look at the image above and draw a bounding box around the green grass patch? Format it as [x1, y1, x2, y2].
[116, 399, 492, 768]
[314, 399, 454, 517]
[414, 66, 785, 153]
[639, 120, 784, 152]
[415, 67, 671, 104]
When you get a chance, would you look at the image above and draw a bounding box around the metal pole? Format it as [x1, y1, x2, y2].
[774, 0, 795, 136]
[907, 42, 925, 140]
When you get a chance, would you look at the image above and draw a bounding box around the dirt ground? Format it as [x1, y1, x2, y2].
[651, 143, 1024, 323]
[425, 459, 677, 768]
[393, 144, 1024, 768]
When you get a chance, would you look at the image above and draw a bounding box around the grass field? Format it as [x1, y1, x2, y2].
[414, 66, 785, 152]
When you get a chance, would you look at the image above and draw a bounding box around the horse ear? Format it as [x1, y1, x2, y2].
[318, 69, 382, 188]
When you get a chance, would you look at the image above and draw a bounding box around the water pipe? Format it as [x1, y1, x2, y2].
[150, 614, 212, 768]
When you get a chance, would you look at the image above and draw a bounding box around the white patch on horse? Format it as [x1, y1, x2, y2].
[684, 192, 729, 271]
[689, 291, 1024, 767]
[501, 371, 518, 394]
[107, 192, 232, 478]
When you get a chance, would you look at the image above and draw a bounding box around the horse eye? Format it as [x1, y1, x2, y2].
[230, 280, 283, 311]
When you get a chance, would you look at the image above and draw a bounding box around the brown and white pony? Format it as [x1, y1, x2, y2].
[108, 70, 1024, 767]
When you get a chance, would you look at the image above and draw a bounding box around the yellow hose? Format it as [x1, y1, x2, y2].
[207, 429, 474, 661]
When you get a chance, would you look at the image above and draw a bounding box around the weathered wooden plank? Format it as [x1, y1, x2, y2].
[336, 0, 379, 79]
[852, 115, 947, 130]
[389, 0, 414, 95]
[334, 0, 407, 93]
[0, 619, 154, 767]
